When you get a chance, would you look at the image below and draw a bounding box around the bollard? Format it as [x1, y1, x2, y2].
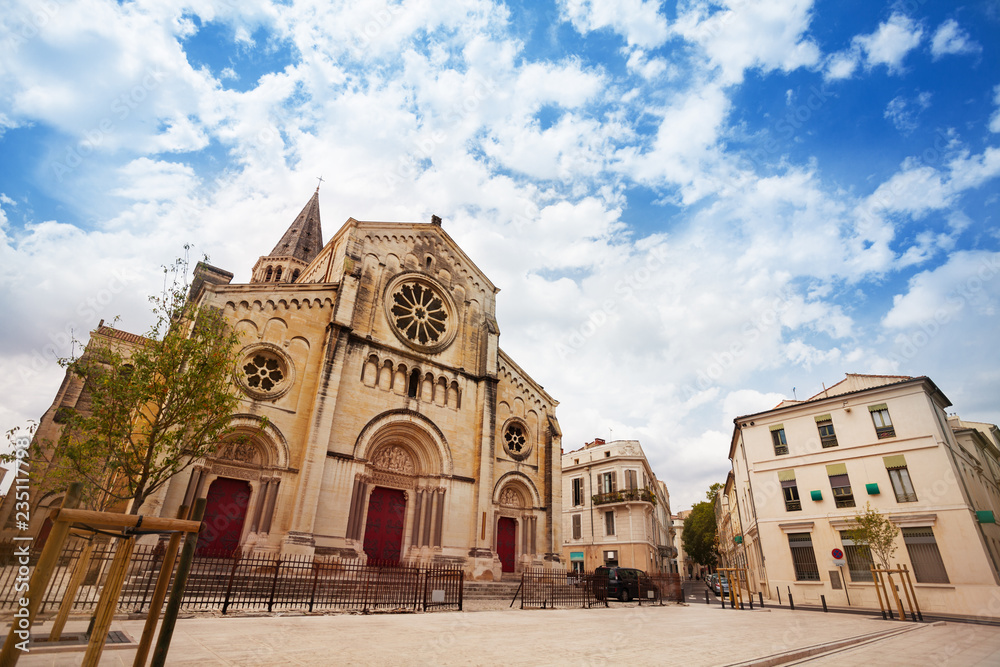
[776, 586, 781, 605]
[788, 593, 794, 610]
[821, 595, 828, 612]
[705, 590, 710, 605]
[759, 592, 764, 608]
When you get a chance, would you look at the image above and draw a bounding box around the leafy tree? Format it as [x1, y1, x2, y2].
[706, 482, 723, 501]
[844, 502, 899, 570]
[24, 256, 256, 515]
[682, 501, 718, 569]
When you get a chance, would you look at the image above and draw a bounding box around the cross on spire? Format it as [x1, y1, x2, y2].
[315, 175, 325, 192]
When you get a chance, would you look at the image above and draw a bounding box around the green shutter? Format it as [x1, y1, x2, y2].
[770, 424, 785, 432]
[868, 403, 888, 412]
[777, 470, 796, 482]
[866, 483, 880, 495]
[977, 511, 996, 524]
[826, 463, 848, 476]
[883, 454, 907, 469]
[814, 414, 832, 422]
[810, 490, 823, 501]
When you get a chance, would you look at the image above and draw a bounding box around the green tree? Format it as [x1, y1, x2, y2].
[682, 501, 718, 569]
[29, 256, 255, 514]
[844, 502, 899, 570]
[706, 482, 723, 501]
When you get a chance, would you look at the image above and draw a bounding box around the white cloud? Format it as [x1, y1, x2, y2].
[111, 158, 200, 202]
[930, 19, 981, 59]
[826, 13, 923, 78]
[946, 146, 1000, 192]
[558, 0, 669, 48]
[623, 83, 733, 202]
[824, 51, 859, 80]
[883, 250, 1000, 330]
[861, 146, 1000, 223]
[884, 91, 931, 134]
[723, 389, 788, 420]
[672, 0, 820, 85]
[855, 13, 923, 72]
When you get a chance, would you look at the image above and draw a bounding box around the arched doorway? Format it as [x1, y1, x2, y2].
[363, 487, 406, 564]
[197, 477, 251, 556]
[497, 517, 517, 573]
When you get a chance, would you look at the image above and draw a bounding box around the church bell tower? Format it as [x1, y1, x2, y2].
[250, 188, 324, 284]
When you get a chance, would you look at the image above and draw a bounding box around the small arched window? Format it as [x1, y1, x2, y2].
[264, 266, 273, 282]
[291, 269, 300, 283]
[408, 368, 420, 398]
[274, 266, 283, 282]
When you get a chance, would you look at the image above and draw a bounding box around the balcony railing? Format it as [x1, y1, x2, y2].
[592, 488, 656, 506]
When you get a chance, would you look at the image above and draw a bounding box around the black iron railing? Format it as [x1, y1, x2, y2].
[591, 488, 656, 506]
[0, 539, 462, 614]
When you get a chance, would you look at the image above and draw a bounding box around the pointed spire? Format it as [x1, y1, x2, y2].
[268, 189, 324, 263]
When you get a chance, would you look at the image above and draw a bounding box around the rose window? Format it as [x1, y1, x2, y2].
[390, 282, 448, 345]
[503, 422, 531, 460]
[243, 354, 284, 391]
[236, 345, 293, 399]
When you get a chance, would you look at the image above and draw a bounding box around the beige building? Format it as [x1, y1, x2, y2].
[561, 438, 674, 573]
[715, 472, 747, 575]
[4, 191, 563, 580]
[728, 374, 1000, 617]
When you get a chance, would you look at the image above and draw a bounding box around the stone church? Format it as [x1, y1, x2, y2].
[15, 190, 563, 579]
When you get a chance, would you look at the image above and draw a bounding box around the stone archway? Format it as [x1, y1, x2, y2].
[346, 417, 451, 563]
[493, 478, 540, 573]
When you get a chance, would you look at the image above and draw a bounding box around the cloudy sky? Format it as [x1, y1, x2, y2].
[1, 0, 999, 511]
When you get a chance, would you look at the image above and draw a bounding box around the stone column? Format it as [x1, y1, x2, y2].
[249, 479, 270, 533]
[261, 480, 281, 534]
[433, 489, 445, 548]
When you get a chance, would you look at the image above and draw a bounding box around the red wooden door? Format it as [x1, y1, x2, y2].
[363, 487, 406, 564]
[34, 516, 53, 552]
[497, 517, 517, 573]
[196, 478, 251, 556]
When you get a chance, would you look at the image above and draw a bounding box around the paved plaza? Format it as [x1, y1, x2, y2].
[10, 601, 1000, 666]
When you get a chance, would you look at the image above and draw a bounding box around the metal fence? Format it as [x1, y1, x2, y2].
[517, 569, 682, 609]
[649, 573, 683, 602]
[0, 539, 462, 615]
[519, 569, 606, 609]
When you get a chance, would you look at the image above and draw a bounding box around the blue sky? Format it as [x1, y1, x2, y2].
[1, 0, 998, 510]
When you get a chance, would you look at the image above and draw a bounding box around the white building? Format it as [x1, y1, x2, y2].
[728, 374, 1000, 617]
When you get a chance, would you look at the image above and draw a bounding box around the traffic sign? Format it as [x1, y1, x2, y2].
[831, 548, 844, 559]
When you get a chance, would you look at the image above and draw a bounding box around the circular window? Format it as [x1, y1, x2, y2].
[235, 344, 294, 400]
[383, 274, 457, 353]
[502, 420, 532, 461]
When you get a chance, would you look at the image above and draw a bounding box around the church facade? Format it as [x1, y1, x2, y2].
[51, 191, 561, 579]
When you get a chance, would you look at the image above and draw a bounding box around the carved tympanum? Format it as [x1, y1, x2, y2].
[371, 445, 416, 475]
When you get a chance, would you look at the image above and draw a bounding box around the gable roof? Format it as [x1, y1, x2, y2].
[805, 373, 913, 401]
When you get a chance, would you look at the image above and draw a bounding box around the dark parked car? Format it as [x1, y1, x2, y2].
[592, 566, 659, 602]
